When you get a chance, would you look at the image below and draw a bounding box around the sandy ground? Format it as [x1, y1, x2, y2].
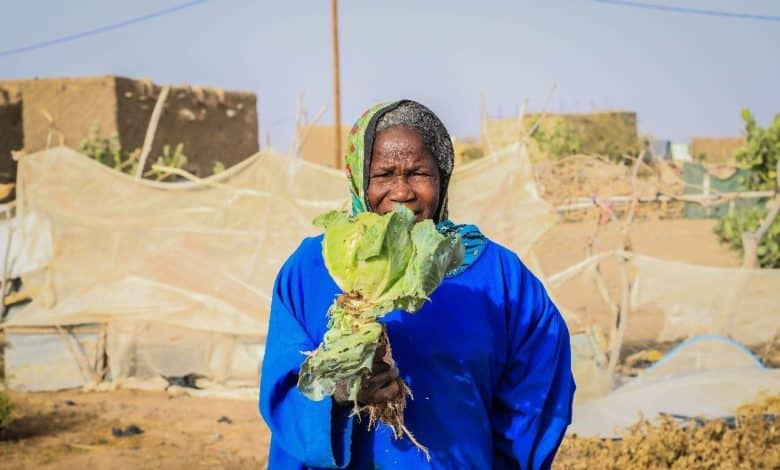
[0, 218, 748, 468]
[534, 217, 739, 275]
[0, 389, 268, 469]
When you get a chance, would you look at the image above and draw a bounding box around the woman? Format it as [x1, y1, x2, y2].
[260, 100, 575, 469]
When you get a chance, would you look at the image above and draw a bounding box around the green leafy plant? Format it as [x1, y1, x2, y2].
[735, 109, 780, 191]
[146, 143, 188, 181]
[715, 109, 780, 268]
[716, 207, 780, 268]
[524, 112, 640, 160]
[532, 117, 583, 158]
[79, 123, 139, 174]
[297, 205, 463, 454]
[461, 145, 485, 163]
[80, 123, 194, 181]
[212, 161, 226, 175]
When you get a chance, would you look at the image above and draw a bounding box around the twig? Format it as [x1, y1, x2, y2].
[741, 161, 780, 269]
[755, 160, 780, 243]
[55, 325, 100, 384]
[555, 191, 774, 212]
[585, 200, 624, 371]
[291, 92, 305, 157]
[623, 150, 645, 228]
[524, 82, 558, 138]
[586, 212, 603, 257]
[585, 208, 618, 316]
[294, 104, 329, 159]
[619, 152, 655, 178]
[753, 196, 780, 243]
[517, 98, 529, 136]
[135, 85, 171, 178]
[608, 250, 631, 374]
[589, 184, 634, 374]
[479, 93, 495, 154]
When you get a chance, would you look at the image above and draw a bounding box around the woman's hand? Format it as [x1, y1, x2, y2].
[358, 342, 401, 404]
[333, 342, 402, 405]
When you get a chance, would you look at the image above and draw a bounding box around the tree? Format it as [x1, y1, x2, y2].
[715, 109, 780, 268]
[734, 109, 780, 191]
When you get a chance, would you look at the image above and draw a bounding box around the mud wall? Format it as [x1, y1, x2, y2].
[483, 111, 640, 158]
[114, 78, 258, 176]
[18, 76, 119, 153]
[0, 82, 23, 183]
[0, 76, 259, 180]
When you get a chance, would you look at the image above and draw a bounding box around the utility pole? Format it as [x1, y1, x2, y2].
[331, 0, 342, 169]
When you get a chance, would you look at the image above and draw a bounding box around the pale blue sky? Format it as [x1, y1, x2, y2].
[1, 0, 778, 150]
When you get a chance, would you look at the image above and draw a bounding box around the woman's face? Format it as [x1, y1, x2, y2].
[366, 126, 441, 222]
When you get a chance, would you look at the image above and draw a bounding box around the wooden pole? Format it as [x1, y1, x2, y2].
[136, 85, 170, 178]
[331, 0, 342, 169]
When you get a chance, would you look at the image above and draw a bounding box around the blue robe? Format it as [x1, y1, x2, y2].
[259, 235, 575, 469]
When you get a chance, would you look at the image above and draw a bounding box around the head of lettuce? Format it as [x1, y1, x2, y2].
[259, 100, 575, 469]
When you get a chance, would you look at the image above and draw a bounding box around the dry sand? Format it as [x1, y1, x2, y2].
[1, 389, 268, 469]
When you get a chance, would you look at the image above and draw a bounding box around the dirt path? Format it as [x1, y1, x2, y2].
[0, 390, 269, 469]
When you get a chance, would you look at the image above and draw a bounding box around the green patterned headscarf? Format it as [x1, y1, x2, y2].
[343, 100, 487, 277]
[343, 100, 455, 223]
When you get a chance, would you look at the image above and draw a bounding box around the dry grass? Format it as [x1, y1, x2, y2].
[554, 394, 780, 469]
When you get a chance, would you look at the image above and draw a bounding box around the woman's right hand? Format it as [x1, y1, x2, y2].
[333, 342, 402, 405]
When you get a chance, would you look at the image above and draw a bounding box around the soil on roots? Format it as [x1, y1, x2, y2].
[358, 329, 429, 459]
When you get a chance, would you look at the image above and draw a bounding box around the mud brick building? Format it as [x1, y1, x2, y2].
[0, 76, 259, 182]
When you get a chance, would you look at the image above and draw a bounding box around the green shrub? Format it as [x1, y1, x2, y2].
[146, 143, 188, 181]
[735, 109, 780, 191]
[79, 123, 138, 174]
[716, 207, 780, 268]
[79, 123, 192, 181]
[0, 387, 12, 431]
[532, 117, 582, 158]
[714, 109, 780, 268]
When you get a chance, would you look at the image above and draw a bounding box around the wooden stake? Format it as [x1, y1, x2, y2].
[136, 85, 170, 178]
[742, 161, 780, 269]
[331, 0, 342, 169]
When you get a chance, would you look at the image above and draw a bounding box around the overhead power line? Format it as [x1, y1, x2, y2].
[593, 0, 780, 22]
[0, 0, 208, 58]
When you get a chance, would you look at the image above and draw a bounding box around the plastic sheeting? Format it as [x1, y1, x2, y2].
[4, 326, 102, 391]
[0, 209, 53, 280]
[542, 250, 780, 430]
[569, 335, 779, 438]
[570, 328, 613, 402]
[629, 253, 780, 346]
[634, 335, 767, 383]
[448, 143, 555, 258]
[543, 250, 780, 346]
